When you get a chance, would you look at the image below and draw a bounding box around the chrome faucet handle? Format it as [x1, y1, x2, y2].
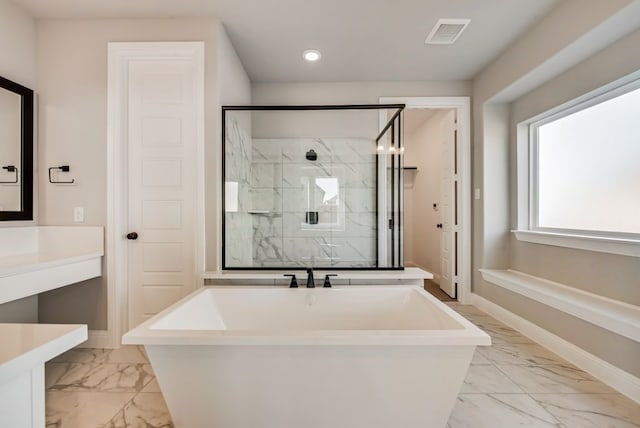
[323, 274, 338, 288]
[284, 274, 298, 288]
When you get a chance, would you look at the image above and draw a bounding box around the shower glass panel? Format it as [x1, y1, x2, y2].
[381, 109, 403, 268]
[223, 105, 404, 269]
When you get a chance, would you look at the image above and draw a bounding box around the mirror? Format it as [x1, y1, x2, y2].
[0, 75, 33, 221]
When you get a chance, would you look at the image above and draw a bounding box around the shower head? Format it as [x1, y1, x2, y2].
[305, 149, 317, 161]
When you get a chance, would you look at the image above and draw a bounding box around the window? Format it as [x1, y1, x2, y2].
[516, 78, 640, 256]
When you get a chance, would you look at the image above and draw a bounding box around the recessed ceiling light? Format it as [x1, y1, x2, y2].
[302, 49, 322, 62]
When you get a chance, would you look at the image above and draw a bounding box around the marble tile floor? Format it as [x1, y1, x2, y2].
[44, 304, 640, 428]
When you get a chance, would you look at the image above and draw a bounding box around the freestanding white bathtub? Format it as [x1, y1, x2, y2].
[123, 286, 490, 428]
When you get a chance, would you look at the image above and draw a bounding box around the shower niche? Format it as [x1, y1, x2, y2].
[223, 105, 404, 269]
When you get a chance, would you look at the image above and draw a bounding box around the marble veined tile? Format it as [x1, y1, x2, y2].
[327, 212, 376, 239]
[46, 391, 135, 428]
[47, 363, 154, 393]
[460, 365, 524, 394]
[103, 393, 173, 428]
[280, 185, 342, 214]
[100, 347, 149, 364]
[477, 342, 565, 366]
[330, 138, 377, 163]
[343, 187, 376, 213]
[446, 303, 488, 317]
[251, 139, 282, 163]
[497, 364, 617, 394]
[338, 162, 376, 188]
[282, 236, 332, 264]
[250, 187, 282, 212]
[140, 378, 162, 393]
[470, 349, 492, 365]
[50, 346, 149, 366]
[281, 162, 332, 187]
[330, 237, 376, 263]
[448, 394, 563, 428]
[253, 236, 284, 263]
[530, 393, 640, 428]
[279, 138, 332, 163]
[251, 162, 282, 188]
[328, 259, 376, 268]
[470, 316, 535, 345]
[50, 348, 110, 364]
[253, 215, 283, 241]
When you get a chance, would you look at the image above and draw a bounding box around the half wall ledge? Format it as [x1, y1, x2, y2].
[479, 268, 640, 343]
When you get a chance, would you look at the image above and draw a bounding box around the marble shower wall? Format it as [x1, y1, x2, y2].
[224, 116, 253, 266]
[251, 138, 377, 268]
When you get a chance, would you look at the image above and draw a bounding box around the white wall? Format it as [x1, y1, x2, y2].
[217, 24, 251, 106]
[0, 0, 36, 217]
[253, 81, 471, 105]
[0, 296, 38, 323]
[0, 0, 35, 88]
[0, 0, 37, 321]
[35, 18, 233, 329]
[209, 24, 252, 270]
[472, 0, 640, 378]
[403, 109, 455, 278]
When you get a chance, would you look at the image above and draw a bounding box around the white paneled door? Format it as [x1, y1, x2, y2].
[439, 111, 457, 298]
[126, 58, 200, 328]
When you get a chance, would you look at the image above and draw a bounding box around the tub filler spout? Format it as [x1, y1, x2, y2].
[306, 268, 315, 288]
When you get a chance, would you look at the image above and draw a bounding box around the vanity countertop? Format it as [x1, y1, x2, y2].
[0, 226, 104, 305]
[0, 323, 87, 384]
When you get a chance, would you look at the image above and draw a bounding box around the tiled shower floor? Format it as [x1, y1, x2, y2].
[44, 303, 640, 427]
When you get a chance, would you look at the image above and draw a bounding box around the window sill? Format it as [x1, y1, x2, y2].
[512, 230, 640, 258]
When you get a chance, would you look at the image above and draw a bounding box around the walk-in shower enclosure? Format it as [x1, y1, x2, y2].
[223, 105, 405, 269]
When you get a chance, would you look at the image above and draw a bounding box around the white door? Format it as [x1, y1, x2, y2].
[439, 111, 456, 298]
[126, 59, 200, 328]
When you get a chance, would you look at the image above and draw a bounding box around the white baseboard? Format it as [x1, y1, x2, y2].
[78, 330, 115, 349]
[471, 293, 640, 404]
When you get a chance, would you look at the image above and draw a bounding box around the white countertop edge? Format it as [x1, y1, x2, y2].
[0, 252, 103, 278]
[0, 324, 87, 384]
[202, 267, 432, 280]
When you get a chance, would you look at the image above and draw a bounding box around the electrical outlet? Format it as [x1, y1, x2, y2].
[73, 207, 84, 222]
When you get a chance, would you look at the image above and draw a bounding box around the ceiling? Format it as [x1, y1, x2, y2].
[12, 0, 559, 82]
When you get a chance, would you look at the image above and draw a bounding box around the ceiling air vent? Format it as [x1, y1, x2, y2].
[425, 19, 470, 45]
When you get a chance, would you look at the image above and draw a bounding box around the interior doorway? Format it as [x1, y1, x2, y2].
[380, 97, 471, 304]
[403, 108, 457, 298]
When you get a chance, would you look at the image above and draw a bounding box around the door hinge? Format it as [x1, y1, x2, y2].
[388, 218, 394, 229]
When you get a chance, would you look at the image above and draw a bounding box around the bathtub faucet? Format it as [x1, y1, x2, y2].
[306, 268, 315, 288]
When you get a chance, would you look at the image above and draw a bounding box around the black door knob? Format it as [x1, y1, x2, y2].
[126, 232, 138, 240]
[436, 223, 443, 229]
